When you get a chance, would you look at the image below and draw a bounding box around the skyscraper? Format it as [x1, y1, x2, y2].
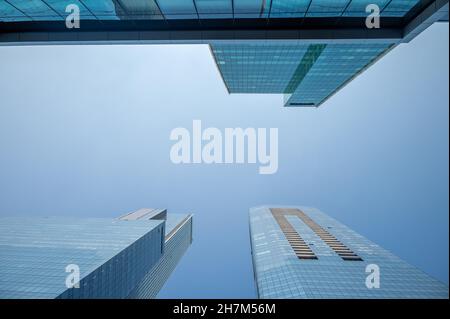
[249, 206, 448, 298]
[0, 208, 193, 299]
[119, 208, 193, 298]
[0, 1, 447, 106]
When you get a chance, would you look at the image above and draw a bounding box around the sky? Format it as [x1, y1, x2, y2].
[0, 23, 448, 298]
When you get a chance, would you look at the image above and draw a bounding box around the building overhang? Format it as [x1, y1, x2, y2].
[0, 0, 447, 46]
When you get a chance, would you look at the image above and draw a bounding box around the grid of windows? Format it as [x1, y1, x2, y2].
[127, 214, 193, 298]
[0, 0, 424, 21]
[118, 211, 193, 298]
[0, 214, 193, 299]
[211, 42, 391, 106]
[286, 43, 392, 105]
[212, 42, 310, 93]
[0, 1, 433, 107]
[0, 217, 164, 299]
[249, 206, 449, 299]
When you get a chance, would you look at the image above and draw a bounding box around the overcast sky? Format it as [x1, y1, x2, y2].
[0, 23, 448, 297]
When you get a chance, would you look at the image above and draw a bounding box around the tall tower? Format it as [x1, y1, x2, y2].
[0, 208, 193, 299]
[249, 206, 448, 298]
[1, 1, 447, 107]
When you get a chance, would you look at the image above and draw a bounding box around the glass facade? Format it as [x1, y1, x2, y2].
[0, 217, 164, 298]
[249, 206, 449, 298]
[127, 214, 193, 298]
[211, 42, 392, 106]
[0, 0, 424, 21]
[0, 1, 442, 108]
[0, 211, 193, 299]
[212, 43, 311, 94]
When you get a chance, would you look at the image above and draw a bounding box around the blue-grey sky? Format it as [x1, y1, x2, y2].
[0, 23, 448, 298]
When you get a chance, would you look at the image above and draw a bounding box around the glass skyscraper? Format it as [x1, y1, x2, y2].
[0, 208, 193, 299]
[249, 206, 449, 298]
[211, 42, 393, 106]
[119, 208, 193, 298]
[0, 0, 440, 21]
[0, 1, 447, 106]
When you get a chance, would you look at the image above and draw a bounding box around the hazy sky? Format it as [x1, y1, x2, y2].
[0, 23, 448, 298]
